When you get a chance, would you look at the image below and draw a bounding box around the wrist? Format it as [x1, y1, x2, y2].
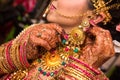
[26, 38, 38, 60]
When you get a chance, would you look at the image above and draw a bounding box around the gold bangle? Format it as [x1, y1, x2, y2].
[68, 66, 90, 79]
[0, 61, 8, 73]
[1, 45, 11, 72]
[71, 61, 95, 76]
[10, 43, 23, 70]
[0, 45, 7, 73]
[64, 66, 91, 80]
[64, 70, 89, 80]
[0, 45, 10, 73]
[16, 43, 24, 70]
[10, 28, 31, 70]
[10, 69, 28, 80]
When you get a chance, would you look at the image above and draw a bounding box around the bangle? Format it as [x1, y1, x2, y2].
[19, 43, 26, 68]
[64, 67, 91, 80]
[0, 45, 6, 73]
[64, 66, 90, 80]
[23, 42, 30, 68]
[70, 59, 95, 76]
[10, 26, 31, 70]
[5, 41, 16, 71]
[69, 56, 100, 75]
[67, 63, 94, 79]
[3, 74, 11, 80]
[10, 43, 23, 70]
[8, 69, 28, 80]
[0, 45, 11, 73]
[19, 42, 30, 68]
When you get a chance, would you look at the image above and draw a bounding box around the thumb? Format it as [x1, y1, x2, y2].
[89, 20, 97, 27]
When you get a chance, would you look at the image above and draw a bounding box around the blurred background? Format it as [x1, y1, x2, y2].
[0, 0, 120, 79]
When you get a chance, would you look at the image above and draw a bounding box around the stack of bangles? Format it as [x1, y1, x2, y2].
[62, 56, 102, 80]
[0, 24, 34, 75]
[0, 38, 30, 75]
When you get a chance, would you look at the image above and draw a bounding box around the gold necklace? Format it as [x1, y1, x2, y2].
[37, 25, 86, 77]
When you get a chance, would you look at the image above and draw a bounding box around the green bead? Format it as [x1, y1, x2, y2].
[43, 72, 47, 75]
[38, 67, 42, 71]
[50, 72, 54, 77]
[37, 59, 41, 63]
[62, 62, 66, 66]
[74, 48, 79, 53]
[62, 39, 66, 44]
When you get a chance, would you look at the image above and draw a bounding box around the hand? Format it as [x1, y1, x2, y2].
[79, 21, 115, 68]
[26, 23, 64, 60]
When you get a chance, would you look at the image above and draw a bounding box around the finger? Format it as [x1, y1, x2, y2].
[37, 23, 65, 40]
[103, 30, 115, 56]
[89, 21, 105, 35]
[30, 31, 51, 50]
[45, 28, 62, 42]
[49, 41, 57, 48]
[51, 28, 62, 42]
[50, 24, 64, 34]
[40, 28, 60, 44]
[48, 23, 66, 38]
[48, 37, 59, 48]
[40, 32, 52, 41]
[57, 34, 62, 42]
[89, 20, 97, 27]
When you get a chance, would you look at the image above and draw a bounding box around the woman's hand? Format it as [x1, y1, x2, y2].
[26, 23, 64, 60]
[79, 21, 115, 68]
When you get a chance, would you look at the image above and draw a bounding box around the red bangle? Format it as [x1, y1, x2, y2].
[69, 56, 100, 75]
[19, 42, 30, 68]
[3, 74, 11, 80]
[5, 41, 16, 71]
[19, 43, 26, 68]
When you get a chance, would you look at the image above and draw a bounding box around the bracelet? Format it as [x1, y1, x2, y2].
[0, 45, 11, 73]
[8, 69, 28, 80]
[0, 45, 6, 73]
[5, 41, 16, 71]
[69, 56, 100, 75]
[64, 68, 89, 80]
[10, 27, 30, 70]
[19, 42, 30, 68]
[3, 74, 11, 80]
[19, 43, 26, 68]
[0, 45, 4, 71]
[70, 59, 95, 76]
[67, 63, 94, 79]
[64, 66, 90, 80]
[10, 43, 23, 70]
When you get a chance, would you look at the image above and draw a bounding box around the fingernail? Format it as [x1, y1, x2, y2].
[64, 34, 69, 40]
[61, 30, 67, 39]
[90, 20, 95, 25]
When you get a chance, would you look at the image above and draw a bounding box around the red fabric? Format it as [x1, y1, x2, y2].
[13, 0, 36, 13]
[116, 24, 120, 32]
